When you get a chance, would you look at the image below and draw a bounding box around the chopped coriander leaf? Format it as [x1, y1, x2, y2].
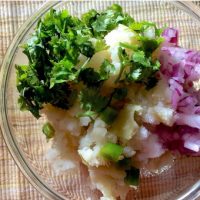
[131, 51, 161, 71]
[36, 9, 68, 40]
[138, 36, 164, 56]
[78, 68, 102, 87]
[18, 96, 41, 118]
[100, 107, 118, 125]
[48, 84, 77, 109]
[129, 22, 144, 31]
[16, 8, 95, 117]
[126, 64, 160, 88]
[130, 21, 163, 36]
[127, 68, 142, 81]
[91, 4, 134, 38]
[129, 21, 164, 55]
[100, 142, 123, 162]
[125, 50, 160, 88]
[16, 62, 77, 117]
[16, 64, 45, 118]
[94, 39, 109, 52]
[79, 88, 109, 113]
[78, 40, 95, 58]
[50, 58, 77, 88]
[132, 50, 150, 67]
[42, 122, 55, 139]
[99, 59, 115, 80]
[16, 4, 163, 120]
[48, 34, 79, 63]
[81, 9, 98, 27]
[124, 167, 140, 186]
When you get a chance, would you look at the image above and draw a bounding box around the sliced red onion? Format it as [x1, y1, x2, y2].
[178, 96, 198, 107]
[154, 28, 200, 156]
[162, 28, 178, 45]
[154, 124, 200, 155]
[176, 113, 200, 129]
[158, 36, 200, 116]
[184, 142, 199, 152]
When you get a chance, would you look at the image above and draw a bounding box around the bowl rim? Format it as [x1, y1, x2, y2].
[0, 1, 200, 200]
[0, 1, 64, 199]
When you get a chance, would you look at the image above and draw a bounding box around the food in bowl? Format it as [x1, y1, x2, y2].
[16, 4, 200, 200]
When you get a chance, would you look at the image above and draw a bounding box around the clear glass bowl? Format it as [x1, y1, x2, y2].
[0, 1, 200, 200]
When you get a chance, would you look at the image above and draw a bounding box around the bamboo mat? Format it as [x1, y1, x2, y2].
[0, 2, 46, 199]
[0, 1, 200, 200]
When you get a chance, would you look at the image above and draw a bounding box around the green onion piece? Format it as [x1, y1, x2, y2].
[42, 122, 55, 139]
[124, 167, 140, 186]
[100, 142, 123, 162]
[100, 107, 118, 125]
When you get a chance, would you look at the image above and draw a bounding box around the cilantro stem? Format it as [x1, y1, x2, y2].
[119, 42, 138, 51]
[76, 58, 91, 78]
[114, 47, 131, 83]
[114, 63, 129, 83]
[62, 20, 67, 33]
[79, 58, 91, 69]
[99, 90, 115, 112]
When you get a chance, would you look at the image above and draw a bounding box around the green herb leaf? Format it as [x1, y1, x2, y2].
[91, 4, 134, 38]
[50, 58, 77, 88]
[94, 39, 109, 52]
[138, 36, 164, 56]
[81, 9, 98, 26]
[100, 107, 118, 125]
[125, 50, 160, 89]
[99, 59, 115, 80]
[132, 50, 150, 66]
[79, 88, 109, 113]
[16, 4, 163, 120]
[78, 68, 102, 87]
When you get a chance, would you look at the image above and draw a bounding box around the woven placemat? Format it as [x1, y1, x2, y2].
[0, 1, 200, 200]
[0, 2, 45, 199]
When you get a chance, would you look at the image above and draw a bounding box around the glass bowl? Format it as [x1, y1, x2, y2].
[0, 1, 200, 199]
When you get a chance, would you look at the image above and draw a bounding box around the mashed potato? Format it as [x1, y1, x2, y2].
[42, 78, 174, 199]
